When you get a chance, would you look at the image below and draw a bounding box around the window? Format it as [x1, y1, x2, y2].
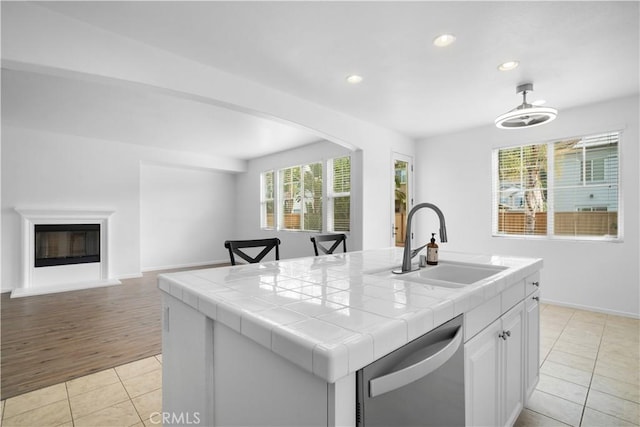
[553, 133, 619, 238]
[493, 131, 621, 240]
[260, 156, 350, 233]
[279, 162, 323, 231]
[328, 156, 351, 232]
[495, 143, 548, 235]
[260, 171, 275, 229]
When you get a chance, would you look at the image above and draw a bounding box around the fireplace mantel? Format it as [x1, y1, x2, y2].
[13, 208, 121, 297]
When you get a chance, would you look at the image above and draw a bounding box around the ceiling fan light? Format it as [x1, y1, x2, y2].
[495, 106, 558, 129]
[495, 83, 558, 129]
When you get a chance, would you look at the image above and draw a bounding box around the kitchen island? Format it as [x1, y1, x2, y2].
[159, 248, 542, 426]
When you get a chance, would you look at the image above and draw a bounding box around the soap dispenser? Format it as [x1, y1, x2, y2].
[427, 233, 439, 265]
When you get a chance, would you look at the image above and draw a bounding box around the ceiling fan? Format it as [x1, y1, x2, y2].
[495, 83, 558, 129]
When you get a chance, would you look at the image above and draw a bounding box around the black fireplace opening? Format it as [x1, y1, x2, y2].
[35, 224, 100, 267]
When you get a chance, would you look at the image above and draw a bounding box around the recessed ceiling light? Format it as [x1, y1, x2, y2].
[433, 34, 456, 47]
[346, 74, 363, 84]
[498, 61, 520, 71]
[532, 99, 547, 106]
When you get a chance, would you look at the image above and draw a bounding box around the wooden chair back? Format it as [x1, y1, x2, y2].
[224, 238, 281, 265]
[310, 234, 347, 256]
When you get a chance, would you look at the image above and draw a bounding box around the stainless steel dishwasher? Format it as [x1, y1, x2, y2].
[356, 315, 464, 426]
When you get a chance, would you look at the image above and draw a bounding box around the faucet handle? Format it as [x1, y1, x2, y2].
[410, 243, 429, 258]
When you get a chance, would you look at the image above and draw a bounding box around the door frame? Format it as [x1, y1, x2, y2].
[391, 152, 414, 247]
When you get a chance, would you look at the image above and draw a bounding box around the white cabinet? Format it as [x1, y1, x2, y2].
[162, 294, 354, 427]
[501, 302, 525, 427]
[465, 302, 524, 427]
[524, 290, 540, 403]
[464, 316, 502, 426]
[464, 271, 541, 427]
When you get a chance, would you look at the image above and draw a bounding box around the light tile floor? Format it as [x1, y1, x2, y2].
[0, 355, 162, 427]
[516, 304, 640, 427]
[0, 304, 637, 426]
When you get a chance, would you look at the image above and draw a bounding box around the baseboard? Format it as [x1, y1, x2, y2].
[10, 279, 122, 298]
[116, 273, 144, 280]
[141, 260, 228, 273]
[542, 298, 640, 319]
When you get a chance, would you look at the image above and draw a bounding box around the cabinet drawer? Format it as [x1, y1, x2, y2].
[525, 272, 541, 296]
[464, 294, 501, 342]
[502, 281, 525, 313]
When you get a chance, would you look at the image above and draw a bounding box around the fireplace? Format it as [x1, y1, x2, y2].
[14, 208, 120, 297]
[35, 224, 101, 267]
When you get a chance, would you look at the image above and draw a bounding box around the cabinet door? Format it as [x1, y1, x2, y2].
[501, 302, 525, 427]
[524, 291, 540, 403]
[465, 319, 501, 427]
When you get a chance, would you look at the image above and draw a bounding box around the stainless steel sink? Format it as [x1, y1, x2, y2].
[364, 261, 508, 288]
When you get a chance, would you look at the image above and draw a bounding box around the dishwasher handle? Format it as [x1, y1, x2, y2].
[368, 325, 463, 398]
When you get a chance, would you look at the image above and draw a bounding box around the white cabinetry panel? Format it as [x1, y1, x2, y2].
[524, 290, 540, 403]
[465, 319, 501, 426]
[502, 303, 524, 427]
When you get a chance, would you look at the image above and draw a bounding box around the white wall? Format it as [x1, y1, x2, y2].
[2, 127, 140, 290]
[1, 126, 242, 291]
[235, 141, 356, 260]
[140, 163, 236, 270]
[415, 95, 639, 317]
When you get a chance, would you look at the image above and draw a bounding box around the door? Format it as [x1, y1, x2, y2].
[392, 153, 412, 247]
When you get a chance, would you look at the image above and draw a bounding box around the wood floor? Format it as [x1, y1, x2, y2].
[0, 265, 221, 400]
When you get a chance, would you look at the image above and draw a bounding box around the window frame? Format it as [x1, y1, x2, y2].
[260, 155, 351, 234]
[492, 130, 622, 242]
[327, 156, 351, 233]
[260, 170, 275, 230]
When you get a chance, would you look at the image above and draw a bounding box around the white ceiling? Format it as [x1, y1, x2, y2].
[2, 68, 322, 160]
[3, 1, 639, 159]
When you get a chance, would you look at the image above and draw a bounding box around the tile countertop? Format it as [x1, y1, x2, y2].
[158, 248, 542, 383]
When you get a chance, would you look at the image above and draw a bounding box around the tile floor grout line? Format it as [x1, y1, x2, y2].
[576, 309, 600, 427]
[114, 363, 146, 427]
[63, 381, 76, 427]
[525, 389, 582, 426]
[526, 307, 617, 427]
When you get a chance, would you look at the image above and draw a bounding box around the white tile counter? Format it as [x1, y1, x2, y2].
[158, 248, 542, 384]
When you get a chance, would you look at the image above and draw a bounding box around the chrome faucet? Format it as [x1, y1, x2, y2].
[393, 203, 448, 274]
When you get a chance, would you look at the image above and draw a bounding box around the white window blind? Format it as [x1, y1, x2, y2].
[493, 131, 621, 240]
[278, 163, 322, 231]
[553, 132, 619, 238]
[260, 171, 275, 229]
[261, 155, 351, 233]
[328, 156, 351, 232]
[495, 144, 548, 236]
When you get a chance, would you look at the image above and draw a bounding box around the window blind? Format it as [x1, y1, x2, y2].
[495, 144, 548, 236]
[302, 163, 323, 232]
[330, 156, 351, 232]
[553, 132, 619, 238]
[493, 131, 621, 240]
[262, 155, 350, 233]
[260, 171, 274, 229]
[279, 166, 301, 230]
[278, 163, 322, 232]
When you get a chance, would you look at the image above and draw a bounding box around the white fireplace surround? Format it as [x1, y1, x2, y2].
[13, 208, 121, 298]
